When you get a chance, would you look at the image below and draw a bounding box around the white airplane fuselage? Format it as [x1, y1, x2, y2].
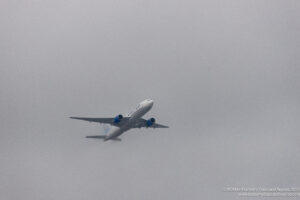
[104, 99, 154, 141]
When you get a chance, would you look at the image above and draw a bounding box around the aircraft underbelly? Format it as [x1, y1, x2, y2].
[130, 106, 150, 121]
[106, 106, 151, 140]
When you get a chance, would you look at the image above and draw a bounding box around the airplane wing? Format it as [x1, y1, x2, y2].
[70, 117, 130, 127]
[132, 118, 169, 128]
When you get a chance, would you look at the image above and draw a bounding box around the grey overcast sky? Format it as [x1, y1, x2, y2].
[0, 0, 299, 199]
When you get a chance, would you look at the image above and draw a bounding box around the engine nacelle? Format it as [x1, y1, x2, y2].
[146, 118, 156, 127]
[113, 114, 123, 124]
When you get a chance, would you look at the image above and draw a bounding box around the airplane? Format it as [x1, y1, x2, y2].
[70, 99, 169, 141]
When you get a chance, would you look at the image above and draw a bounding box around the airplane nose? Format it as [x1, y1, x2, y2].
[149, 100, 154, 107]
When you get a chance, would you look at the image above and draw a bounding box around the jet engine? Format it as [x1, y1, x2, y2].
[113, 114, 123, 124]
[146, 118, 156, 127]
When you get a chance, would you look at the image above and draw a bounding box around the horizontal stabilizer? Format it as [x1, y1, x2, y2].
[86, 135, 122, 141]
[86, 135, 106, 139]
